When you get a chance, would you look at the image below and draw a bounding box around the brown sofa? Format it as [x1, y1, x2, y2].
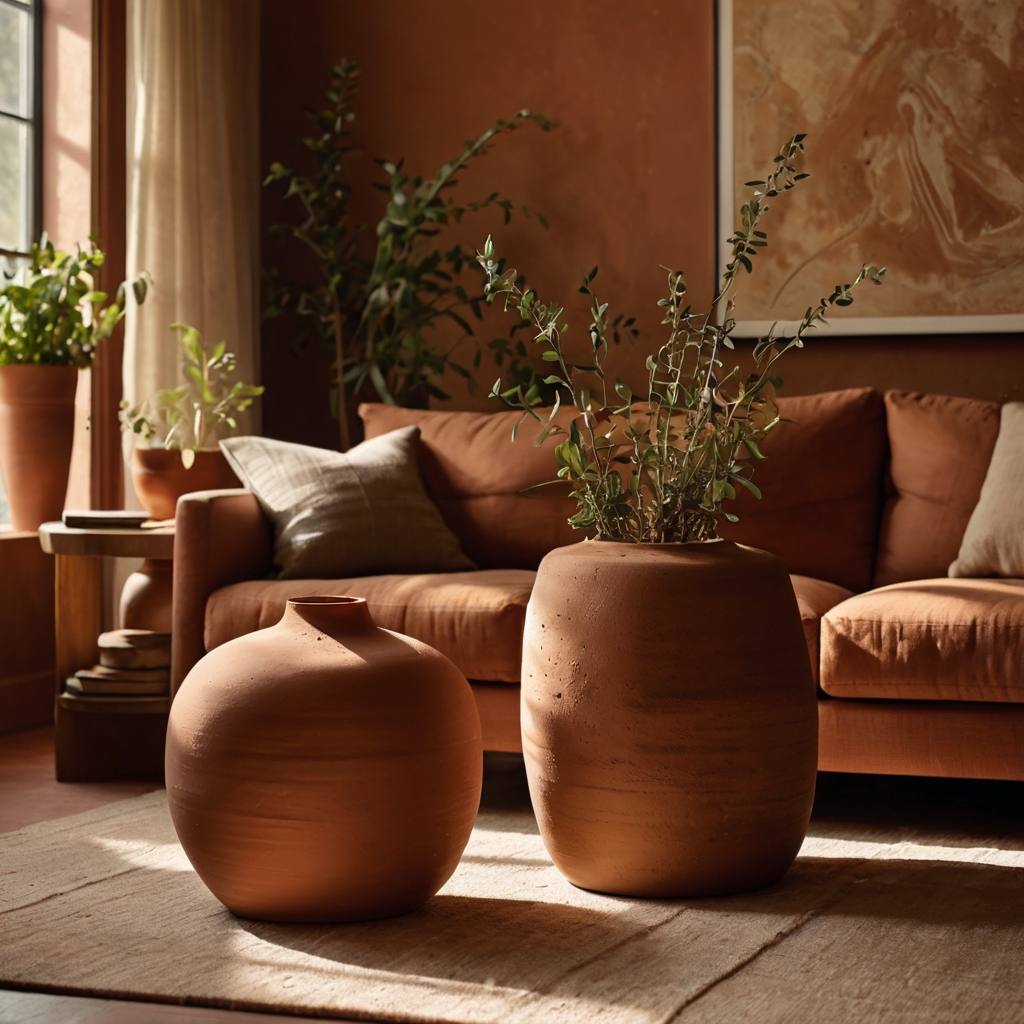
[170, 388, 1024, 781]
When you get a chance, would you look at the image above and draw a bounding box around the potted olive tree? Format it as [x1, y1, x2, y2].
[478, 136, 884, 899]
[121, 323, 264, 520]
[0, 238, 148, 530]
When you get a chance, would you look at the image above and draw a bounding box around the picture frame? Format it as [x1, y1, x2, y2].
[717, 0, 1024, 337]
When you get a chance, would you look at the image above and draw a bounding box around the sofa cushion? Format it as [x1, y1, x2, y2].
[205, 569, 536, 683]
[206, 569, 838, 689]
[791, 574, 855, 684]
[365, 391, 887, 588]
[360, 403, 580, 570]
[718, 388, 888, 592]
[220, 428, 475, 579]
[950, 402, 1024, 579]
[820, 578, 1024, 702]
[874, 391, 1000, 587]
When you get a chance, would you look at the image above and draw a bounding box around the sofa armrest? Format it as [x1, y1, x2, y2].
[171, 489, 273, 695]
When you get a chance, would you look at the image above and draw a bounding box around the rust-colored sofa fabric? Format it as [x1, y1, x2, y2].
[171, 489, 273, 693]
[204, 569, 842, 689]
[818, 699, 1024, 781]
[365, 391, 887, 590]
[360, 403, 578, 570]
[791, 575, 854, 685]
[820, 578, 1024, 702]
[205, 570, 536, 684]
[168, 388, 1024, 779]
[718, 388, 887, 593]
[873, 391, 1000, 587]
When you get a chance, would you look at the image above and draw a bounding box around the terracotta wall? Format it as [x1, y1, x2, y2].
[259, 1, 1022, 449]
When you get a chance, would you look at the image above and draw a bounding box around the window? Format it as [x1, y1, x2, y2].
[0, 0, 40, 262]
[0, 0, 39, 526]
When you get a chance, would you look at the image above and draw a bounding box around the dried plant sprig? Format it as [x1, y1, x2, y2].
[476, 135, 885, 543]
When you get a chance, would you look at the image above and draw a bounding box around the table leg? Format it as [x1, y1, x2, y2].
[52, 553, 167, 782]
[54, 554, 103, 692]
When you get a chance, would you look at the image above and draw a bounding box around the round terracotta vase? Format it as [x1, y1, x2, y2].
[166, 596, 483, 922]
[0, 365, 79, 531]
[130, 447, 240, 521]
[522, 539, 817, 898]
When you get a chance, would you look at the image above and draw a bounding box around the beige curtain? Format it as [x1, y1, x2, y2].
[124, 0, 261, 438]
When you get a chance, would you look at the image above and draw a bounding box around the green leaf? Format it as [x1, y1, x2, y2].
[743, 438, 766, 460]
[729, 471, 762, 499]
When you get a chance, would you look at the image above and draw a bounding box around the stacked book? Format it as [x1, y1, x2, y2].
[62, 510, 153, 529]
[65, 629, 171, 697]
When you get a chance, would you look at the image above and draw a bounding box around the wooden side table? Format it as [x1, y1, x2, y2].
[38, 522, 175, 782]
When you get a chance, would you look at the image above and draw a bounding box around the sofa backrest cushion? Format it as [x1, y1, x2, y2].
[717, 387, 887, 592]
[360, 403, 579, 569]
[875, 390, 1001, 587]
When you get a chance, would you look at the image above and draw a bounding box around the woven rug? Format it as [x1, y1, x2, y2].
[3, 788, 1024, 1023]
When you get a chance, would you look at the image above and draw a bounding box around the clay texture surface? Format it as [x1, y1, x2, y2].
[119, 559, 173, 632]
[130, 448, 240, 521]
[166, 596, 483, 921]
[522, 540, 818, 897]
[0, 365, 78, 531]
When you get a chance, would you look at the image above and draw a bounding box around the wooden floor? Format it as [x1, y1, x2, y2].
[0, 727, 161, 834]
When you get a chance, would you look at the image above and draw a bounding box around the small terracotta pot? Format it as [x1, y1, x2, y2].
[119, 558, 173, 632]
[0, 365, 79, 531]
[130, 447, 240, 521]
[166, 596, 483, 922]
[522, 539, 817, 898]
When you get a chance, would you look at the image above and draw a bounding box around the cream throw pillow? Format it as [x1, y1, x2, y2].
[949, 402, 1024, 578]
[220, 427, 476, 580]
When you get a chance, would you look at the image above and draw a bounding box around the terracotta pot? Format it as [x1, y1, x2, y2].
[130, 447, 240, 521]
[0, 365, 79, 531]
[119, 558, 173, 632]
[166, 596, 483, 922]
[522, 539, 817, 898]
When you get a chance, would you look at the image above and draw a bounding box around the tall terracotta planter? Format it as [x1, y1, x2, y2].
[522, 539, 817, 898]
[166, 596, 483, 922]
[130, 447, 240, 521]
[0, 365, 79, 531]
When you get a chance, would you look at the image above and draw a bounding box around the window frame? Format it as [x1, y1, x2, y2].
[0, 0, 42, 261]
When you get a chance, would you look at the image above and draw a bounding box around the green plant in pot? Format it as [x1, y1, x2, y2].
[122, 323, 264, 521]
[0, 236, 149, 530]
[478, 135, 884, 898]
[264, 57, 553, 450]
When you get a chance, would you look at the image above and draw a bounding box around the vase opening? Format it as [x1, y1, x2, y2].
[284, 595, 375, 630]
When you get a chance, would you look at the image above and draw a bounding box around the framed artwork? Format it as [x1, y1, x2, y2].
[717, 0, 1024, 336]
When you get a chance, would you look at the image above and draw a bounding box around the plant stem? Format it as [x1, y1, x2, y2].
[332, 294, 351, 451]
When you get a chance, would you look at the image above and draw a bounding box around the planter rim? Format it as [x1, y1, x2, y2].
[0, 362, 80, 370]
[131, 446, 224, 455]
[578, 537, 729, 547]
[0, 363, 79, 404]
